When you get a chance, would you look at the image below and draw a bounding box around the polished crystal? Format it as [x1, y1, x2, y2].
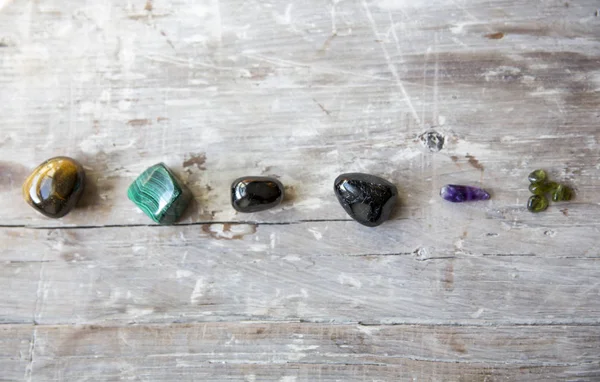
[527, 195, 549, 213]
[22, 157, 86, 218]
[440, 184, 490, 203]
[334, 173, 398, 227]
[552, 184, 573, 202]
[528, 169, 547, 184]
[231, 176, 284, 213]
[127, 163, 192, 224]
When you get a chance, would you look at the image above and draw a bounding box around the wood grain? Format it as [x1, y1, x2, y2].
[4, 322, 600, 381]
[2, 225, 600, 326]
[1, 0, 599, 380]
[0, 0, 598, 228]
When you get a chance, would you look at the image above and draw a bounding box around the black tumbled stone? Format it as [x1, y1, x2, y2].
[334, 173, 398, 227]
[231, 176, 284, 213]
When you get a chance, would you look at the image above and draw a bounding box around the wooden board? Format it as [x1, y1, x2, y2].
[3, 323, 600, 381]
[2, 225, 600, 327]
[1, 0, 600, 380]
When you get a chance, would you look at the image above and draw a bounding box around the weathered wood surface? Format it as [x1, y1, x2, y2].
[1, 0, 600, 380]
[2, 225, 600, 327]
[3, 323, 600, 381]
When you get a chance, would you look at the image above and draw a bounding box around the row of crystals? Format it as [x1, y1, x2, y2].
[23, 157, 571, 227]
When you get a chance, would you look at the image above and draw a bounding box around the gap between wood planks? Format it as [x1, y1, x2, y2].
[4, 318, 600, 328]
[0, 219, 355, 230]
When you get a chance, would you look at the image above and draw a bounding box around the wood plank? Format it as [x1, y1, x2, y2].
[0, 0, 598, 227]
[3, 204, 600, 266]
[27, 322, 600, 381]
[1, 225, 599, 325]
[34, 360, 589, 382]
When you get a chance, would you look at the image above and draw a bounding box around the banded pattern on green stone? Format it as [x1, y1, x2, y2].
[127, 163, 192, 224]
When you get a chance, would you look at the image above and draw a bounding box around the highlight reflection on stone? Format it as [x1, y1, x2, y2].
[527, 195, 549, 213]
[552, 184, 573, 202]
[127, 163, 192, 224]
[231, 176, 284, 213]
[440, 184, 490, 203]
[334, 173, 398, 227]
[526, 169, 574, 212]
[22, 156, 86, 218]
[528, 169, 547, 184]
[529, 181, 558, 196]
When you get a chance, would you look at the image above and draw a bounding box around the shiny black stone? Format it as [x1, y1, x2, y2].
[334, 173, 398, 227]
[231, 176, 284, 213]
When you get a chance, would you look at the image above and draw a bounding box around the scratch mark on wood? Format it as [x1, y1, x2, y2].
[319, 33, 337, 54]
[160, 30, 175, 50]
[190, 278, 206, 304]
[361, 0, 421, 125]
[313, 99, 331, 116]
[23, 327, 37, 382]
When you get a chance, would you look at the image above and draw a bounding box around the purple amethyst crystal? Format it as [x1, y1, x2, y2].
[440, 184, 490, 203]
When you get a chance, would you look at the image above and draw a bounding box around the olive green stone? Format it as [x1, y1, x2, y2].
[528, 183, 545, 196]
[527, 195, 549, 213]
[528, 169, 547, 184]
[543, 181, 559, 193]
[552, 184, 573, 202]
[529, 181, 558, 195]
[127, 163, 192, 224]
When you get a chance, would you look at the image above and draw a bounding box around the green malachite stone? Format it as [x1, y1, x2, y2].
[552, 184, 573, 202]
[527, 195, 549, 213]
[528, 169, 547, 184]
[127, 163, 192, 224]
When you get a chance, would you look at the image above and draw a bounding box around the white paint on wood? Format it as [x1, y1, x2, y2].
[3, 322, 599, 381]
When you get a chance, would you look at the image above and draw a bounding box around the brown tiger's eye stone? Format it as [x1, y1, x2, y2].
[22, 157, 86, 218]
